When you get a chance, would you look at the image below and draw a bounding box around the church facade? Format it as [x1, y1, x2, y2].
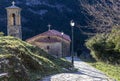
[26, 30, 71, 58]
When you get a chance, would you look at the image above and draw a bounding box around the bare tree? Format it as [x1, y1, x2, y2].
[76, 0, 120, 35]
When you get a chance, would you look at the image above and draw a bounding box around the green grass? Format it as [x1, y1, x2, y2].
[90, 62, 120, 81]
[80, 56, 120, 81]
[0, 36, 73, 81]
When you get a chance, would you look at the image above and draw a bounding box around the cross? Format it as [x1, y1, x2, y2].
[48, 24, 51, 31]
[12, 1, 15, 6]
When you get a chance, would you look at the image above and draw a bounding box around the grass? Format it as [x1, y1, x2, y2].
[0, 36, 73, 81]
[80, 56, 120, 81]
[90, 62, 120, 81]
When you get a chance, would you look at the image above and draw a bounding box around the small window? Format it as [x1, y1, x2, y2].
[47, 46, 50, 50]
[48, 36, 50, 40]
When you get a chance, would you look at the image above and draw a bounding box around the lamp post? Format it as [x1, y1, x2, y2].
[70, 20, 75, 66]
[61, 32, 64, 57]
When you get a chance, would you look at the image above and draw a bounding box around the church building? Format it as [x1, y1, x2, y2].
[5, 2, 71, 58]
[26, 29, 71, 58]
[6, 1, 22, 39]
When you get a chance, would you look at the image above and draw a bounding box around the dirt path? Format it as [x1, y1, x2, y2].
[41, 57, 113, 81]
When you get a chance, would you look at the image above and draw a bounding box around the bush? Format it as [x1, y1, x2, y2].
[0, 32, 4, 36]
[86, 26, 120, 64]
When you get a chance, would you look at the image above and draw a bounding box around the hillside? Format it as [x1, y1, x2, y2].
[0, 36, 72, 81]
[0, 0, 119, 51]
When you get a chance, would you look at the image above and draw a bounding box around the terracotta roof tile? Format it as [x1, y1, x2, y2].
[26, 29, 71, 42]
[37, 37, 61, 43]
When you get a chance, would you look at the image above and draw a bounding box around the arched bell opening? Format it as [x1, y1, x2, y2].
[12, 13, 16, 26]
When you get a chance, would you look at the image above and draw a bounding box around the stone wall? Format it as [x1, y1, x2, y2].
[6, 7, 22, 39]
[34, 42, 62, 58]
[27, 35, 71, 58]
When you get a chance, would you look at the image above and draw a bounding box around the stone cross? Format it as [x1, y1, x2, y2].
[48, 24, 51, 31]
[12, 1, 15, 6]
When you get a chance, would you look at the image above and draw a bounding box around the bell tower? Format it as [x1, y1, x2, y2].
[6, 1, 22, 39]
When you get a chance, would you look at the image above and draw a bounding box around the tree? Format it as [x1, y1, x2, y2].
[77, 0, 120, 35]
[86, 25, 120, 64]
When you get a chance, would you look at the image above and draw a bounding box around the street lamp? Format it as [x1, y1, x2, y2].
[70, 20, 75, 66]
[61, 32, 64, 57]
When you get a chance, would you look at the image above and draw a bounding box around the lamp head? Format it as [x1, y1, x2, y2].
[61, 32, 64, 35]
[70, 20, 75, 27]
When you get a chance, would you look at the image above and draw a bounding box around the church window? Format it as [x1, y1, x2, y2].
[48, 36, 50, 40]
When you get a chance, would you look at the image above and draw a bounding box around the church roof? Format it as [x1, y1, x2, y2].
[26, 29, 71, 42]
[6, 5, 20, 9]
[6, 1, 21, 9]
[36, 37, 62, 43]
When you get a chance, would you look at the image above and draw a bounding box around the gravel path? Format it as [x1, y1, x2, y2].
[41, 57, 113, 81]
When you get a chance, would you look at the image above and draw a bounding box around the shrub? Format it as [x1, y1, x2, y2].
[86, 26, 120, 64]
[0, 32, 4, 36]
